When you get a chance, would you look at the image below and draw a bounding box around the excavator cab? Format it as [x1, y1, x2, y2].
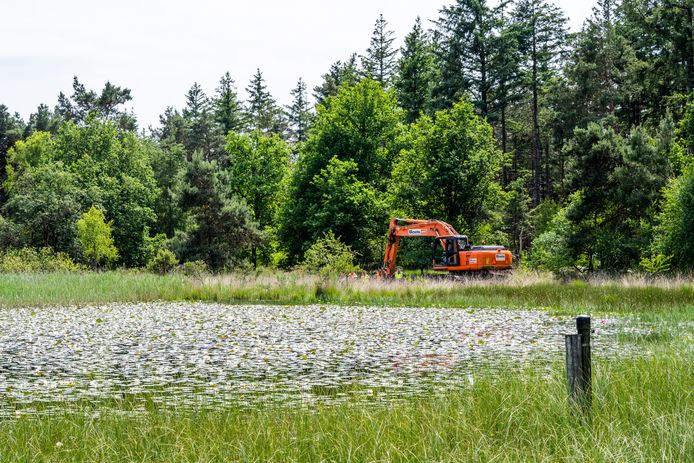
[432, 236, 469, 267]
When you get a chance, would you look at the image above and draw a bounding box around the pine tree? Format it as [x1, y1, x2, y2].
[435, 0, 496, 116]
[151, 142, 187, 237]
[313, 54, 360, 106]
[57, 76, 136, 131]
[360, 14, 398, 86]
[565, 0, 636, 127]
[286, 78, 313, 142]
[182, 83, 219, 161]
[180, 153, 262, 270]
[213, 72, 243, 135]
[24, 104, 60, 137]
[488, 3, 522, 157]
[513, 0, 568, 205]
[245, 69, 286, 136]
[396, 17, 436, 123]
[620, 0, 694, 123]
[156, 107, 188, 146]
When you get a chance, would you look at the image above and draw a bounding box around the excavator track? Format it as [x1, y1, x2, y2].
[433, 269, 512, 282]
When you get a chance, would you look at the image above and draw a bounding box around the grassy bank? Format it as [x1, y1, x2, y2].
[1, 347, 691, 462]
[1, 271, 691, 461]
[1, 270, 693, 317]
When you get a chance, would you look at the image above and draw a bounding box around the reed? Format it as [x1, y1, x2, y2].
[0, 346, 690, 462]
[1, 270, 693, 319]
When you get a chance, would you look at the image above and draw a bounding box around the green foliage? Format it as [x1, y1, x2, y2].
[0, 247, 81, 273]
[225, 130, 290, 228]
[225, 130, 290, 266]
[396, 17, 436, 123]
[23, 103, 61, 137]
[672, 98, 694, 173]
[360, 15, 398, 87]
[389, 99, 504, 237]
[504, 175, 532, 254]
[301, 231, 360, 278]
[76, 206, 118, 268]
[286, 78, 313, 143]
[563, 121, 670, 271]
[2, 2, 694, 274]
[4, 131, 54, 176]
[525, 204, 574, 275]
[652, 164, 694, 271]
[640, 254, 673, 275]
[530, 199, 560, 238]
[245, 69, 286, 135]
[3, 157, 83, 256]
[180, 153, 262, 270]
[307, 157, 387, 264]
[564, 0, 637, 127]
[620, 0, 694, 123]
[182, 83, 223, 162]
[146, 248, 179, 275]
[312, 55, 360, 106]
[150, 141, 187, 237]
[32, 117, 158, 266]
[213, 72, 244, 135]
[0, 215, 21, 250]
[181, 260, 209, 278]
[278, 79, 402, 264]
[56, 76, 136, 131]
[0, 105, 26, 190]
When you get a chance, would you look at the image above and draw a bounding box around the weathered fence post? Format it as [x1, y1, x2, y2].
[565, 315, 591, 411]
[565, 333, 582, 401]
[576, 315, 591, 408]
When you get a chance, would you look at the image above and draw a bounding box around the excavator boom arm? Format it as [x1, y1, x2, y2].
[381, 218, 460, 277]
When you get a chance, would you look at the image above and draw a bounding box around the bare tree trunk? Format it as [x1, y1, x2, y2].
[532, 30, 542, 206]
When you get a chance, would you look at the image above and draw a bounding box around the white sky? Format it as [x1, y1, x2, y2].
[1, 0, 596, 129]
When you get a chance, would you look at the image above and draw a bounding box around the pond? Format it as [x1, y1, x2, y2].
[0, 303, 648, 415]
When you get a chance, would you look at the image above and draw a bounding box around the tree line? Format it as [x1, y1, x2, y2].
[1, 0, 694, 275]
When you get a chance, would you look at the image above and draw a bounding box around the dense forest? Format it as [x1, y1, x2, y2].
[1, 0, 694, 275]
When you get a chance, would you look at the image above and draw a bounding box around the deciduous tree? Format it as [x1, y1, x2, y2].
[389, 99, 504, 236]
[76, 206, 118, 269]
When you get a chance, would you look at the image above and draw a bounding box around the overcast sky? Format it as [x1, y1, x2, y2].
[1, 0, 597, 129]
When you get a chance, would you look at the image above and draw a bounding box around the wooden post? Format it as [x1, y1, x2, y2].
[565, 334, 582, 403]
[576, 315, 592, 409]
[565, 315, 592, 411]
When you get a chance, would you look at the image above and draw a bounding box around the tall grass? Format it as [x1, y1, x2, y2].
[1, 347, 690, 462]
[1, 270, 693, 317]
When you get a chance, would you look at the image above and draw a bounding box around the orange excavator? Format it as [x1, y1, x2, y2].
[379, 218, 512, 278]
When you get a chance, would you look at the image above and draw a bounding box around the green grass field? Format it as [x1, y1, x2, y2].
[1, 270, 693, 319]
[0, 270, 692, 462]
[1, 348, 691, 462]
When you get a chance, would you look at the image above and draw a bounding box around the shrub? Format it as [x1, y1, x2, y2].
[301, 231, 359, 278]
[525, 207, 574, 276]
[0, 215, 22, 251]
[146, 248, 179, 275]
[76, 206, 118, 269]
[640, 254, 673, 275]
[652, 164, 694, 271]
[0, 247, 82, 273]
[181, 260, 209, 278]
